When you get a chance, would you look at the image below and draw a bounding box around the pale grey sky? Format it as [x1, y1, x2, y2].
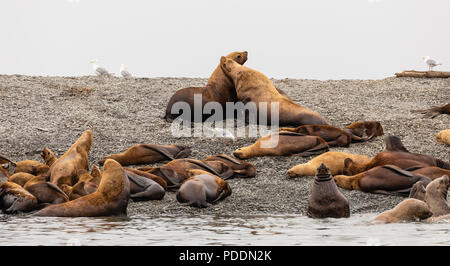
[0, 0, 449, 79]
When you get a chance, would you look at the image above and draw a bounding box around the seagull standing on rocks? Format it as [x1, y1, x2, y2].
[120, 64, 132, 78]
[90, 59, 110, 76]
[422, 56, 442, 71]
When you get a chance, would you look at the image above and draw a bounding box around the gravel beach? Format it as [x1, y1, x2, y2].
[0, 75, 448, 217]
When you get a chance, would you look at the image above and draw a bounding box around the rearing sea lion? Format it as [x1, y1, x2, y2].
[220, 56, 327, 126]
[424, 175, 450, 217]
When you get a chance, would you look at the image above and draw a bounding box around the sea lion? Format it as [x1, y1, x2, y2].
[24, 175, 70, 204]
[220, 56, 327, 126]
[124, 169, 165, 201]
[13, 160, 50, 176]
[98, 144, 191, 166]
[373, 198, 432, 224]
[142, 158, 232, 190]
[334, 165, 432, 196]
[65, 168, 102, 200]
[176, 169, 232, 208]
[233, 131, 329, 159]
[287, 151, 371, 178]
[344, 121, 384, 142]
[40, 148, 57, 167]
[203, 154, 256, 179]
[164, 51, 248, 122]
[9, 172, 36, 187]
[409, 181, 426, 201]
[34, 159, 130, 217]
[436, 129, 450, 146]
[424, 175, 450, 217]
[49, 130, 93, 188]
[307, 163, 350, 218]
[0, 181, 39, 213]
[279, 125, 352, 147]
[411, 102, 450, 118]
[343, 135, 450, 175]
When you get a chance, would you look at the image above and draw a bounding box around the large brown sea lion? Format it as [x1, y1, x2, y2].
[220, 56, 327, 126]
[24, 175, 70, 204]
[0, 181, 39, 213]
[334, 165, 432, 196]
[436, 129, 450, 146]
[164, 51, 248, 122]
[424, 175, 450, 217]
[373, 198, 432, 224]
[307, 163, 350, 218]
[98, 144, 191, 166]
[233, 132, 329, 159]
[34, 159, 130, 217]
[409, 181, 426, 201]
[279, 125, 352, 147]
[203, 154, 256, 179]
[176, 169, 232, 208]
[344, 121, 384, 142]
[411, 102, 450, 118]
[287, 151, 371, 178]
[125, 169, 165, 201]
[49, 130, 93, 188]
[343, 135, 450, 175]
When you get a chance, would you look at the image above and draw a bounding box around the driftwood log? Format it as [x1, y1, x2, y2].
[395, 70, 450, 78]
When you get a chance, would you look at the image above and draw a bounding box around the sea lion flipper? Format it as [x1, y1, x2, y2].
[277, 131, 307, 137]
[381, 165, 414, 177]
[126, 172, 150, 189]
[384, 136, 409, 152]
[372, 189, 411, 197]
[216, 154, 242, 165]
[141, 144, 175, 161]
[185, 159, 221, 177]
[45, 182, 70, 201]
[404, 165, 425, 172]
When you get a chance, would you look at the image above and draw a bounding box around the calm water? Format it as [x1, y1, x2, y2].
[0, 214, 448, 246]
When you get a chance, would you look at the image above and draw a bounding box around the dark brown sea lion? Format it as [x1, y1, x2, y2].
[334, 165, 432, 196]
[49, 130, 93, 188]
[98, 144, 191, 166]
[0, 181, 39, 213]
[124, 169, 165, 201]
[34, 159, 130, 217]
[24, 175, 70, 204]
[409, 181, 426, 201]
[373, 198, 432, 224]
[203, 154, 256, 179]
[142, 158, 232, 191]
[9, 172, 36, 187]
[344, 121, 384, 142]
[279, 124, 352, 147]
[164, 51, 248, 122]
[307, 163, 350, 218]
[233, 131, 329, 159]
[343, 135, 450, 175]
[176, 169, 232, 208]
[411, 102, 450, 118]
[424, 175, 450, 217]
[220, 56, 327, 126]
[123, 168, 167, 190]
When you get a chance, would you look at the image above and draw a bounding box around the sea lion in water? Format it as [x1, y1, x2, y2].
[411, 102, 450, 118]
[233, 131, 329, 159]
[24, 175, 70, 204]
[220, 56, 327, 126]
[0, 181, 39, 213]
[334, 165, 432, 196]
[424, 175, 450, 217]
[124, 169, 165, 201]
[409, 181, 426, 201]
[373, 198, 432, 224]
[343, 135, 450, 175]
[98, 144, 191, 166]
[34, 159, 130, 217]
[344, 121, 384, 142]
[49, 130, 93, 188]
[176, 169, 232, 208]
[287, 151, 371, 178]
[203, 154, 256, 179]
[164, 51, 248, 122]
[436, 129, 450, 146]
[307, 163, 350, 218]
[279, 125, 352, 147]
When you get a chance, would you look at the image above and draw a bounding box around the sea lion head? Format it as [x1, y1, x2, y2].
[1, 162, 16, 177]
[40, 148, 57, 166]
[343, 158, 357, 176]
[220, 56, 242, 79]
[226, 51, 248, 65]
[426, 175, 449, 201]
[409, 181, 426, 201]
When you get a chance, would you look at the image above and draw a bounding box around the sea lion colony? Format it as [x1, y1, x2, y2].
[0, 52, 448, 224]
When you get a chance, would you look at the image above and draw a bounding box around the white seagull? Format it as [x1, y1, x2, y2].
[422, 56, 442, 71]
[120, 64, 132, 78]
[89, 59, 110, 76]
